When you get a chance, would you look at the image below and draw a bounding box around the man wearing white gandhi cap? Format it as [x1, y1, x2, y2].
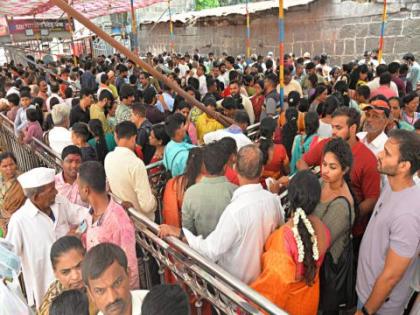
[5, 167, 89, 309]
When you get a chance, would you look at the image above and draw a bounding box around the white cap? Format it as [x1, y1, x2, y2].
[267, 51, 274, 57]
[17, 167, 55, 189]
[303, 52, 311, 58]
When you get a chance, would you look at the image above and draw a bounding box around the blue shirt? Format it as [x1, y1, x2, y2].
[14, 106, 34, 135]
[155, 92, 175, 113]
[163, 140, 195, 177]
[408, 62, 420, 88]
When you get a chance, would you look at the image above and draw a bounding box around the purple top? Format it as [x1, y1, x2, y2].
[23, 121, 43, 144]
[356, 183, 420, 315]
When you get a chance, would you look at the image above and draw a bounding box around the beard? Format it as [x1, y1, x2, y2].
[333, 131, 351, 142]
[377, 159, 398, 176]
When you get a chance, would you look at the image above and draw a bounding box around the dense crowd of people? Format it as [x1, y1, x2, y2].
[0, 47, 419, 315]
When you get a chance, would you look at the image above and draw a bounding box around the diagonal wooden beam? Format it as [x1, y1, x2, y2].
[50, 0, 232, 127]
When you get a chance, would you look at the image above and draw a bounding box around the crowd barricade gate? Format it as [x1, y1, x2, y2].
[0, 113, 287, 314]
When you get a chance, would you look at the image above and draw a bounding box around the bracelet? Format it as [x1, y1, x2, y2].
[361, 305, 371, 315]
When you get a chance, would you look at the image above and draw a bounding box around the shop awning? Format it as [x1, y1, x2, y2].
[0, 0, 165, 19]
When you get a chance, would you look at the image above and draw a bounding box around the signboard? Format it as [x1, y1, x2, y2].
[6, 18, 73, 35]
[0, 16, 8, 37]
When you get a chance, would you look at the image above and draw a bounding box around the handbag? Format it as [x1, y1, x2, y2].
[319, 196, 357, 311]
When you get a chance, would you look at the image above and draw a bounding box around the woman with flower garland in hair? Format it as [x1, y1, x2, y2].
[251, 170, 330, 314]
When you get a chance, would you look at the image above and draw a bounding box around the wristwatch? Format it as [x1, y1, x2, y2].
[178, 228, 185, 240]
[361, 305, 371, 315]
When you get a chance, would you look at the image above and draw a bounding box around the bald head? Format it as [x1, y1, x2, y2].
[236, 144, 263, 180]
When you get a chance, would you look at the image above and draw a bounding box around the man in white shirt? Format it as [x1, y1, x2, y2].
[159, 144, 283, 284]
[283, 66, 303, 98]
[223, 56, 235, 85]
[48, 103, 72, 156]
[195, 64, 208, 98]
[82, 243, 149, 315]
[204, 110, 252, 150]
[228, 80, 255, 124]
[357, 98, 390, 156]
[6, 167, 88, 308]
[104, 121, 157, 220]
[46, 83, 65, 112]
[177, 57, 189, 78]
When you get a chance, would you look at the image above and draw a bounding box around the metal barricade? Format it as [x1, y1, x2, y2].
[246, 115, 279, 141]
[118, 200, 287, 315]
[0, 114, 61, 172]
[0, 114, 288, 315]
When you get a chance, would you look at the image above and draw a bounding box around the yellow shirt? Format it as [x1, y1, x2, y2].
[90, 103, 113, 133]
[108, 84, 119, 100]
[195, 113, 224, 143]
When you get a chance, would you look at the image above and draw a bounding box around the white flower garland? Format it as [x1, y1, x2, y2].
[291, 208, 320, 263]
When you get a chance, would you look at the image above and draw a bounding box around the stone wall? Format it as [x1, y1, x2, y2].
[137, 0, 420, 64]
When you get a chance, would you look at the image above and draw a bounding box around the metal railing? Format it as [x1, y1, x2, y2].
[0, 113, 287, 315]
[246, 115, 279, 141]
[0, 114, 62, 172]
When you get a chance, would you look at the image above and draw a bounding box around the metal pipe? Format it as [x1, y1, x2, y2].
[168, 0, 174, 52]
[49, 0, 231, 127]
[7, 47, 79, 90]
[377, 0, 387, 63]
[278, 0, 285, 108]
[120, 201, 287, 315]
[245, 0, 251, 61]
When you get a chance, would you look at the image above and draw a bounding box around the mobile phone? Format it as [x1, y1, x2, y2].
[75, 220, 87, 234]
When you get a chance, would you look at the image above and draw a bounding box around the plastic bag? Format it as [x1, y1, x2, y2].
[0, 239, 21, 279]
[0, 279, 34, 315]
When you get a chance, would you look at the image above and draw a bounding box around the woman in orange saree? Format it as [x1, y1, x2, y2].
[252, 171, 331, 315]
[161, 147, 212, 315]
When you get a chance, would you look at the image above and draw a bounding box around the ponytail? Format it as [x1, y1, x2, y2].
[259, 137, 273, 165]
[88, 119, 109, 163]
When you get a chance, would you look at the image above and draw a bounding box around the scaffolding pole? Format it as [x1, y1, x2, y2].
[245, 0, 250, 62]
[130, 0, 139, 55]
[377, 0, 387, 63]
[278, 0, 285, 108]
[49, 0, 231, 127]
[168, 0, 174, 52]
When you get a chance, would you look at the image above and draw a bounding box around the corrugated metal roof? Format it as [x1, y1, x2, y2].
[142, 0, 315, 24]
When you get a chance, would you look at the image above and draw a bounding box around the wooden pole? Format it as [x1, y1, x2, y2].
[49, 0, 231, 127]
[278, 0, 285, 108]
[377, 0, 387, 63]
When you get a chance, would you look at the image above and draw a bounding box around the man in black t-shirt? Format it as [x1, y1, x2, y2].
[131, 103, 154, 164]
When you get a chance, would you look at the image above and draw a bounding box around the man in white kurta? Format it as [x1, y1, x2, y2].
[203, 110, 252, 150]
[159, 144, 284, 284]
[5, 167, 88, 308]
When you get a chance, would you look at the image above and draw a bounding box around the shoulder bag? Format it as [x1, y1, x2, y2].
[319, 196, 357, 311]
